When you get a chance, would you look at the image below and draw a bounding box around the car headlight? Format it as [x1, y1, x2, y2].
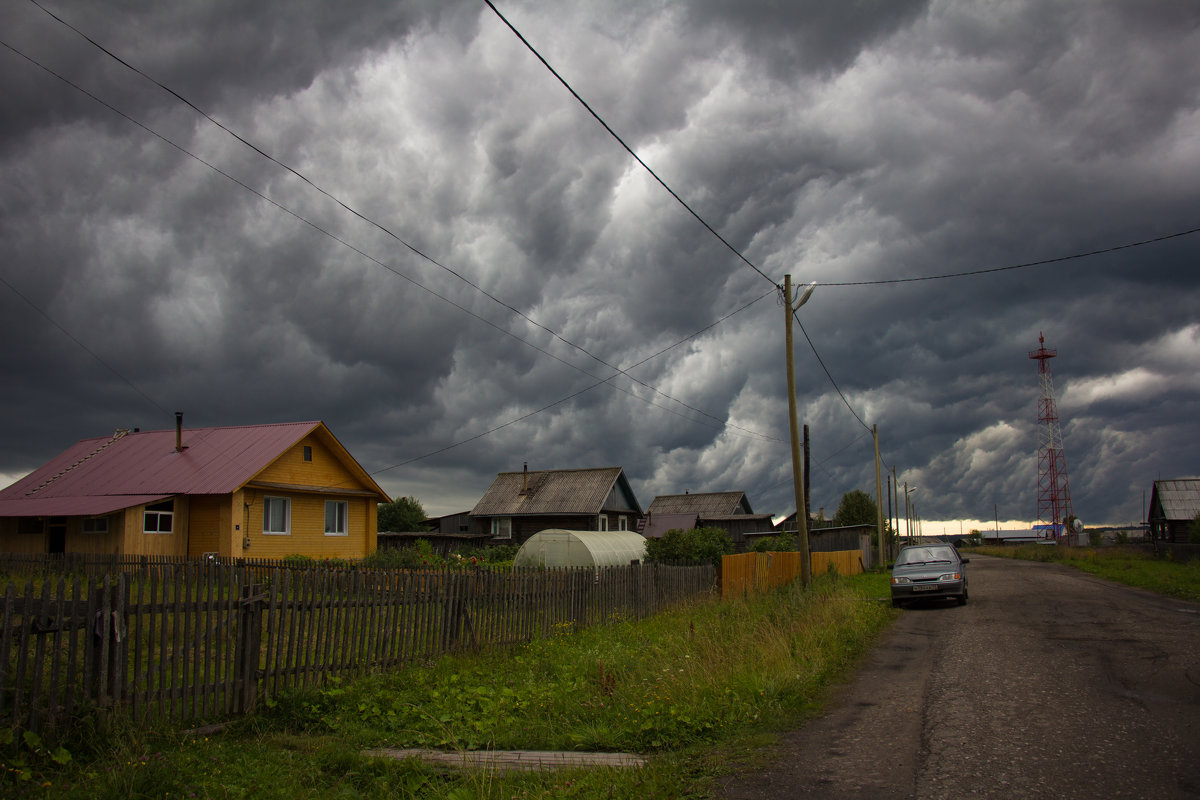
[938, 573, 962, 581]
[891, 576, 911, 585]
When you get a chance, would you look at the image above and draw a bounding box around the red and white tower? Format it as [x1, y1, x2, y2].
[1028, 333, 1073, 542]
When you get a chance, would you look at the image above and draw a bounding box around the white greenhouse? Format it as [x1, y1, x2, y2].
[512, 529, 647, 569]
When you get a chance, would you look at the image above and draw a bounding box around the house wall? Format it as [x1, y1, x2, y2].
[0, 519, 47, 553]
[257, 436, 371, 492]
[66, 511, 125, 555]
[231, 433, 379, 560]
[187, 495, 223, 557]
[473, 514, 599, 546]
[122, 497, 190, 557]
[241, 490, 375, 560]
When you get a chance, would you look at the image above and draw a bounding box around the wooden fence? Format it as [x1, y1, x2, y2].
[721, 549, 863, 598]
[0, 560, 714, 735]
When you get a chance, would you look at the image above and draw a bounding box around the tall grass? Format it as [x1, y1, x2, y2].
[970, 545, 1200, 602]
[11, 572, 896, 799]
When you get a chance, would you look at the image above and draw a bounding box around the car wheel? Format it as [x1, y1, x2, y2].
[957, 592, 967, 606]
[891, 599, 902, 609]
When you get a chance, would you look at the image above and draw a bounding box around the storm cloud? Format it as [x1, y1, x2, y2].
[2, 0, 1198, 531]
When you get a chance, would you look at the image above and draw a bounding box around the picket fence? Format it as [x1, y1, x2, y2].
[0, 558, 714, 735]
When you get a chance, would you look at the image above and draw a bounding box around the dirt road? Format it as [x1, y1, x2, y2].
[718, 555, 1200, 799]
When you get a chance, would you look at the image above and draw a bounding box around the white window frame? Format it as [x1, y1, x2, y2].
[491, 517, 512, 540]
[263, 496, 291, 535]
[618, 515, 628, 531]
[143, 500, 174, 534]
[324, 500, 348, 536]
[83, 516, 110, 534]
[598, 514, 609, 531]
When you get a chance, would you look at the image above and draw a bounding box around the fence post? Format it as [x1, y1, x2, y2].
[89, 576, 128, 710]
[236, 583, 264, 713]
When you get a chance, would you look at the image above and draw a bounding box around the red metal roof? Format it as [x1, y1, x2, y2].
[0, 421, 385, 517]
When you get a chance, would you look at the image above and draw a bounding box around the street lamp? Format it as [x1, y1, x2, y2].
[784, 275, 816, 585]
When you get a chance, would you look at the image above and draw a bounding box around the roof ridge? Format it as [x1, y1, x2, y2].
[25, 429, 130, 497]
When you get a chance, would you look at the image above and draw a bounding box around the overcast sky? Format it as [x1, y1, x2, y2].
[2, 0, 1197, 530]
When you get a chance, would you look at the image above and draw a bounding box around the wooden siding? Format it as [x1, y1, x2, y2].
[244, 492, 374, 560]
[256, 434, 370, 492]
[65, 511, 125, 555]
[188, 496, 221, 557]
[0, 520, 49, 554]
[124, 497, 189, 557]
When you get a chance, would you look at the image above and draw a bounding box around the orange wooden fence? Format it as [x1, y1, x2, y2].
[721, 549, 863, 597]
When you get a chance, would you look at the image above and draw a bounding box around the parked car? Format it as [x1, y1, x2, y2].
[890, 544, 969, 608]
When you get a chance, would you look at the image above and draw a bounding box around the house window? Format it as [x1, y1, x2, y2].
[598, 515, 609, 531]
[324, 501, 348, 536]
[303, 446, 312, 462]
[491, 517, 512, 539]
[82, 516, 109, 534]
[263, 496, 291, 535]
[143, 500, 174, 534]
[618, 515, 628, 531]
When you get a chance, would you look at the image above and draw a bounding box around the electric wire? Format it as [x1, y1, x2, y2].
[22, 1, 774, 445]
[820, 226, 1200, 286]
[0, 36, 778, 448]
[483, 0, 778, 289]
[0, 273, 170, 418]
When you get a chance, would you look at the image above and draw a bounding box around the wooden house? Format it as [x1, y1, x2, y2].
[0, 417, 389, 560]
[469, 466, 643, 546]
[643, 491, 774, 550]
[1147, 478, 1200, 542]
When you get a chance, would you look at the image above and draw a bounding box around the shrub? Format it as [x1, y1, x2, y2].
[750, 533, 797, 553]
[645, 526, 733, 564]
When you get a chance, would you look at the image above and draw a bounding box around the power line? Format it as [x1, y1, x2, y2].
[0, 274, 170, 418]
[1, 36, 778, 446]
[822, 227, 1200, 286]
[22, 2, 773, 445]
[483, 0, 778, 289]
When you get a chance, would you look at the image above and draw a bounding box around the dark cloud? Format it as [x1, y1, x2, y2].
[1, 0, 1198, 531]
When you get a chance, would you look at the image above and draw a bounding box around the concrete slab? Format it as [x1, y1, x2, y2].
[363, 748, 646, 772]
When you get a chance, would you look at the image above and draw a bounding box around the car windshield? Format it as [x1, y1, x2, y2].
[895, 547, 957, 566]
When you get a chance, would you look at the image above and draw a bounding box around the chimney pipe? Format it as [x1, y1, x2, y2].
[520, 462, 528, 495]
[175, 411, 183, 453]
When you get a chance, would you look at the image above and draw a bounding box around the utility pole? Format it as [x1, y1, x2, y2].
[892, 466, 899, 547]
[803, 424, 811, 525]
[873, 424, 884, 568]
[784, 275, 815, 586]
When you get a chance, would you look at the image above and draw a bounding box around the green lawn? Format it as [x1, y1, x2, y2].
[968, 545, 1200, 602]
[6, 572, 897, 800]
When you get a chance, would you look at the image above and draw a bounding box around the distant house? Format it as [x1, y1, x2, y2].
[1147, 478, 1200, 542]
[0, 417, 389, 560]
[643, 491, 774, 550]
[469, 466, 643, 546]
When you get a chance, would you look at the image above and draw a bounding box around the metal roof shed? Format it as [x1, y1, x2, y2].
[513, 529, 646, 568]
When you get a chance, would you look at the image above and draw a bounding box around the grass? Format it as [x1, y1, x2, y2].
[968, 545, 1200, 602]
[5, 571, 897, 800]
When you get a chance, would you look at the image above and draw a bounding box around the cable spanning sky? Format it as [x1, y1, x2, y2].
[2, 0, 1198, 527]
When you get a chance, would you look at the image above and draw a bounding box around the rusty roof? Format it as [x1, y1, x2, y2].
[470, 467, 639, 517]
[0, 421, 388, 517]
[647, 491, 752, 516]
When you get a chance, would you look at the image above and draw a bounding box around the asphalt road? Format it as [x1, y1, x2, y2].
[718, 554, 1200, 800]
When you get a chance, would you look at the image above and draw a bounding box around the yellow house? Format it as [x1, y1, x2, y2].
[0, 417, 390, 560]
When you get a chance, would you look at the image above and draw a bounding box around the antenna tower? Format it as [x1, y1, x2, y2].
[1028, 333, 1073, 543]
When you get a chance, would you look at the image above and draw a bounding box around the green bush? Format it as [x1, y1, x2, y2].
[750, 532, 797, 553]
[645, 526, 734, 564]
